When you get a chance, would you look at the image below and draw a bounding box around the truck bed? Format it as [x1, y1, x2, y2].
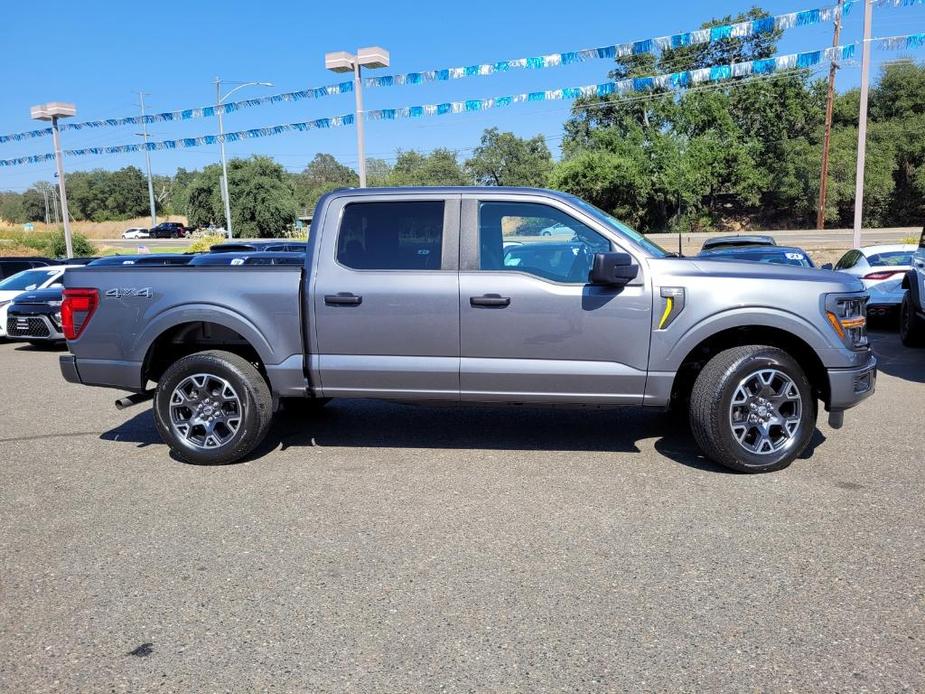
[61, 265, 306, 395]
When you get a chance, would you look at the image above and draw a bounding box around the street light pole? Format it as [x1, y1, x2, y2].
[353, 60, 368, 187]
[325, 47, 391, 188]
[138, 91, 157, 228]
[214, 79, 273, 238]
[31, 102, 76, 258]
[215, 78, 232, 238]
[852, 0, 873, 250]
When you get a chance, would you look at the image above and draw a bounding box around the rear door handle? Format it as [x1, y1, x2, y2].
[324, 293, 362, 306]
[470, 294, 511, 308]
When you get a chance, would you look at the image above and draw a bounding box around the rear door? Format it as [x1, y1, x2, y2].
[309, 193, 461, 399]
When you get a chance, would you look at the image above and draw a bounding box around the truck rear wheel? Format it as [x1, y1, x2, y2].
[153, 350, 273, 465]
[689, 346, 816, 473]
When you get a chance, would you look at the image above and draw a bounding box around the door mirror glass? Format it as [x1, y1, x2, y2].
[821, 263, 833, 270]
[589, 252, 638, 286]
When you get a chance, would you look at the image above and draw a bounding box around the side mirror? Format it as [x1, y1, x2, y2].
[590, 252, 638, 286]
[821, 263, 834, 270]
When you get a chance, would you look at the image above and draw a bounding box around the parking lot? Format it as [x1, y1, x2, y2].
[0, 331, 922, 691]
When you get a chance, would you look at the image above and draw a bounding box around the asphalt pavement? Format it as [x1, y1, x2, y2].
[0, 331, 922, 692]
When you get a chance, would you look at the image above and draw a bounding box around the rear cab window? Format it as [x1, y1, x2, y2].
[336, 201, 444, 270]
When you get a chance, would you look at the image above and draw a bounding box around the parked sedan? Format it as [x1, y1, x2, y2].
[121, 227, 149, 239]
[698, 245, 815, 268]
[829, 244, 917, 317]
[0, 265, 74, 339]
[5, 286, 65, 345]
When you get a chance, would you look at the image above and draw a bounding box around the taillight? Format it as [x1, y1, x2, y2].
[862, 271, 903, 280]
[61, 288, 99, 340]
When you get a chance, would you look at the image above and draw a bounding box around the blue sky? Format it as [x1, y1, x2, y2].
[1, 0, 924, 192]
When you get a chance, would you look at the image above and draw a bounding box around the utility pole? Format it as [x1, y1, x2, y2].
[41, 185, 49, 225]
[816, 0, 843, 229]
[138, 92, 157, 228]
[852, 0, 873, 250]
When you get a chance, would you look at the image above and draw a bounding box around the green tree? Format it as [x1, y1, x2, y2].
[294, 153, 358, 213]
[390, 149, 468, 186]
[0, 192, 24, 223]
[186, 157, 297, 237]
[465, 128, 553, 187]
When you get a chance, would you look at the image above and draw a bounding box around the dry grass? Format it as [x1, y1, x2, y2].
[16, 216, 188, 240]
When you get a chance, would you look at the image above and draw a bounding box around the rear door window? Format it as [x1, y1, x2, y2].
[337, 201, 444, 270]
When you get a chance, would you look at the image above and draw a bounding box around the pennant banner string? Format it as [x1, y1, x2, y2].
[0, 1, 853, 144]
[2, 34, 924, 168]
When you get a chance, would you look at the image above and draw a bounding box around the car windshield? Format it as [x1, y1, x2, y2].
[866, 250, 913, 266]
[0, 269, 60, 291]
[566, 196, 669, 257]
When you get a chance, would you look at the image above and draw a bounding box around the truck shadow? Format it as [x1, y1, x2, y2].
[102, 401, 827, 474]
[869, 329, 925, 384]
[257, 400, 826, 473]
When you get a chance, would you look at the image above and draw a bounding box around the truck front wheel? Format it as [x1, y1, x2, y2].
[153, 350, 273, 465]
[688, 346, 816, 473]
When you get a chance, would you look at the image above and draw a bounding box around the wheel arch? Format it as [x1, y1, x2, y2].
[140, 310, 273, 385]
[669, 325, 830, 409]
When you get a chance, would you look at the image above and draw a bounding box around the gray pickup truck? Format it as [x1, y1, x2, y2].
[59, 187, 876, 472]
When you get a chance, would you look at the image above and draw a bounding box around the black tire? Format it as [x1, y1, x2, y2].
[153, 350, 273, 465]
[900, 290, 925, 347]
[689, 346, 816, 473]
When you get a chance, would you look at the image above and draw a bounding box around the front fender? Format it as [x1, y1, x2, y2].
[653, 306, 856, 371]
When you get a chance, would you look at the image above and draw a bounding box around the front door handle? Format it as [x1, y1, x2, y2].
[470, 294, 511, 308]
[324, 293, 362, 306]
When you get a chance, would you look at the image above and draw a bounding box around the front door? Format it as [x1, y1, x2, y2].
[459, 196, 652, 404]
[310, 194, 461, 399]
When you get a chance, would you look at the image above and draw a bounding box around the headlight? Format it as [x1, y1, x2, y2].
[47, 300, 62, 307]
[825, 293, 868, 350]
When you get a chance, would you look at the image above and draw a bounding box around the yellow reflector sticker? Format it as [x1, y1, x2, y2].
[658, 296, 674, 330]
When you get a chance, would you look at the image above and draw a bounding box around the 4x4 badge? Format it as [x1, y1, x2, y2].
[105, 287, 153, 299]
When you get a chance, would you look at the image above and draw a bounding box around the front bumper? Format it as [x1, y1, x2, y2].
[5, 313, 64, 341]
[827, 352, 877, 411]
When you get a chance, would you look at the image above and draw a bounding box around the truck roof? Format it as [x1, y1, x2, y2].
[321, 186, 574, 200]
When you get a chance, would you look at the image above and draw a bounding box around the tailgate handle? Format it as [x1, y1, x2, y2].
[324, 293, 362, 306]
[470, 294, 511, 308]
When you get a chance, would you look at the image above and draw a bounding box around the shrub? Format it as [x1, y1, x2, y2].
[46, 229, 97, 258]
[188, 234, 228, 253]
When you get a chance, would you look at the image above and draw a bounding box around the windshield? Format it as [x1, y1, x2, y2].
[567, 196, 669, 257]
[0, 268, 60, 291]
[866, 250, 913, 266]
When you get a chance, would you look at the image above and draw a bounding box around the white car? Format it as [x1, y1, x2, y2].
[0, 265, 75, 338]
[539, 222, 576, 238]
[832, 244, 917, 317]
[121, 227, 150, 239]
